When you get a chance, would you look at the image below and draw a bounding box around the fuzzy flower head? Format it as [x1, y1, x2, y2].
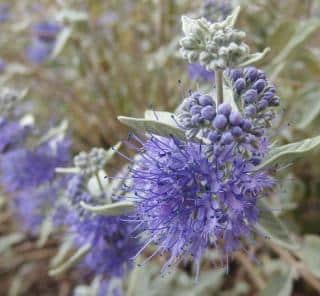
[127, 135, 274, 275]
[63, 174, 140, 278]
[13, 180, 64, 234]
[0, 137, 70, 192]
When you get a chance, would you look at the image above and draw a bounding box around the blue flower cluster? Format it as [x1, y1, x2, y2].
[26, 21, 61, 64]
[0, 94, 71, 234]
[61, 171, 140, 278]
[124, 66, 281, 275]
[127, 135, 274, 275]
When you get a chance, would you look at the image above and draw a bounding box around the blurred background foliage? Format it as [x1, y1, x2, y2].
[0, 0, 320, 295]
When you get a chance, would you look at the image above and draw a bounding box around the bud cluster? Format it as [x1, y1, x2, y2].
[227, 67, 280, 128]
[177, 66, 280, 163]
[177, 92, 216, 138]
[73, 148, 108, 175]
[180, 11, 250, 70]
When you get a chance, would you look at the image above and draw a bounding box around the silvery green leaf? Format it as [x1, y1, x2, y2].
[80, 200, 136, 216]
[269, 19, 320, 78]
[0, 233, 25, 254]
[9, 274, 24, 296]
[296, 235, 320, 278]
[118, 115, 187, 141]
[56, 10, 88, 22]
[50, 238, 74, 268]
[238, 47, 270, 67]
[49, 243, 91, 277]
[73, 276, 102, 296]
[255, 200, 299, 251]
[222, 6, 240, 28]
[273, 174, 304, 212]
[181, 16, 207, 37]
[105, 142, 121, 164]
[144, 110, 177, 123]
[260, 270, 294, 296]
[256, 135, 320, 170]
[36, 216, 53, 247]
[295, 87, 320, 129]
[55, 167, 81, 174]
[50, 27, 72, 59]
[87, 169, 108, 197]
[38, 120, 69, 145]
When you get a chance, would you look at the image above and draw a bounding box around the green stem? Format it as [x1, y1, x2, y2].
[215, 69, 224, 105]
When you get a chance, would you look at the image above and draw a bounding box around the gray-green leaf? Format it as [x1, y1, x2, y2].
[296, 235, 320, 278]
[260, 270, 294, 296]
[49, 243, 91, 277]
[118, 115, 187, 140]
[50, 27, 72, 59]
[255, 200, 299, 251]
[256, 135, 320, 170]
[80, 200, 136, 216]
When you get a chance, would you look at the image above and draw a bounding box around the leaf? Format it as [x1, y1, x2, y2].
[105, 142, 121, 164]
[238, 47, 270, 67]
[0, 233, 25, 254]
[255, 200, 299, 251]
[36, 217, 53, 247]
[223, 6, 240, 28]
[38, 120, 69, 145]
[56, 10, 88, 22]
[297, 235, 320, 278]
[295, 87, 320, 130]
[80, 201, 136, 216]
[118, 115, 187, 141]
[268, 19, 320, 78]
[49, 243, 91, 277]
[50, 27, 72, 59]
[256, 135, 320, 170]
[260, 270, 294, 296]
[50, 239, 74, 268]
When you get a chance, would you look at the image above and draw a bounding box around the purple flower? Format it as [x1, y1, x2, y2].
[126, 135, 274, 276]
[26, 21, 61, 64]
[0, 138, 70, 191]
[201, 0, 233, 23]
[188, 63, 215, 82]
[0, 3, 10, 23]
[0, 118, 29, 152]
[63, 175, 140, 277]
[0, 58, 6, 73]
[13, 181, 62, 234]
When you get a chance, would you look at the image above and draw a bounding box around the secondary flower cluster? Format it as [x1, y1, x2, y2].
[60, 151, 140, 278]
[0, 89, 71, 234]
